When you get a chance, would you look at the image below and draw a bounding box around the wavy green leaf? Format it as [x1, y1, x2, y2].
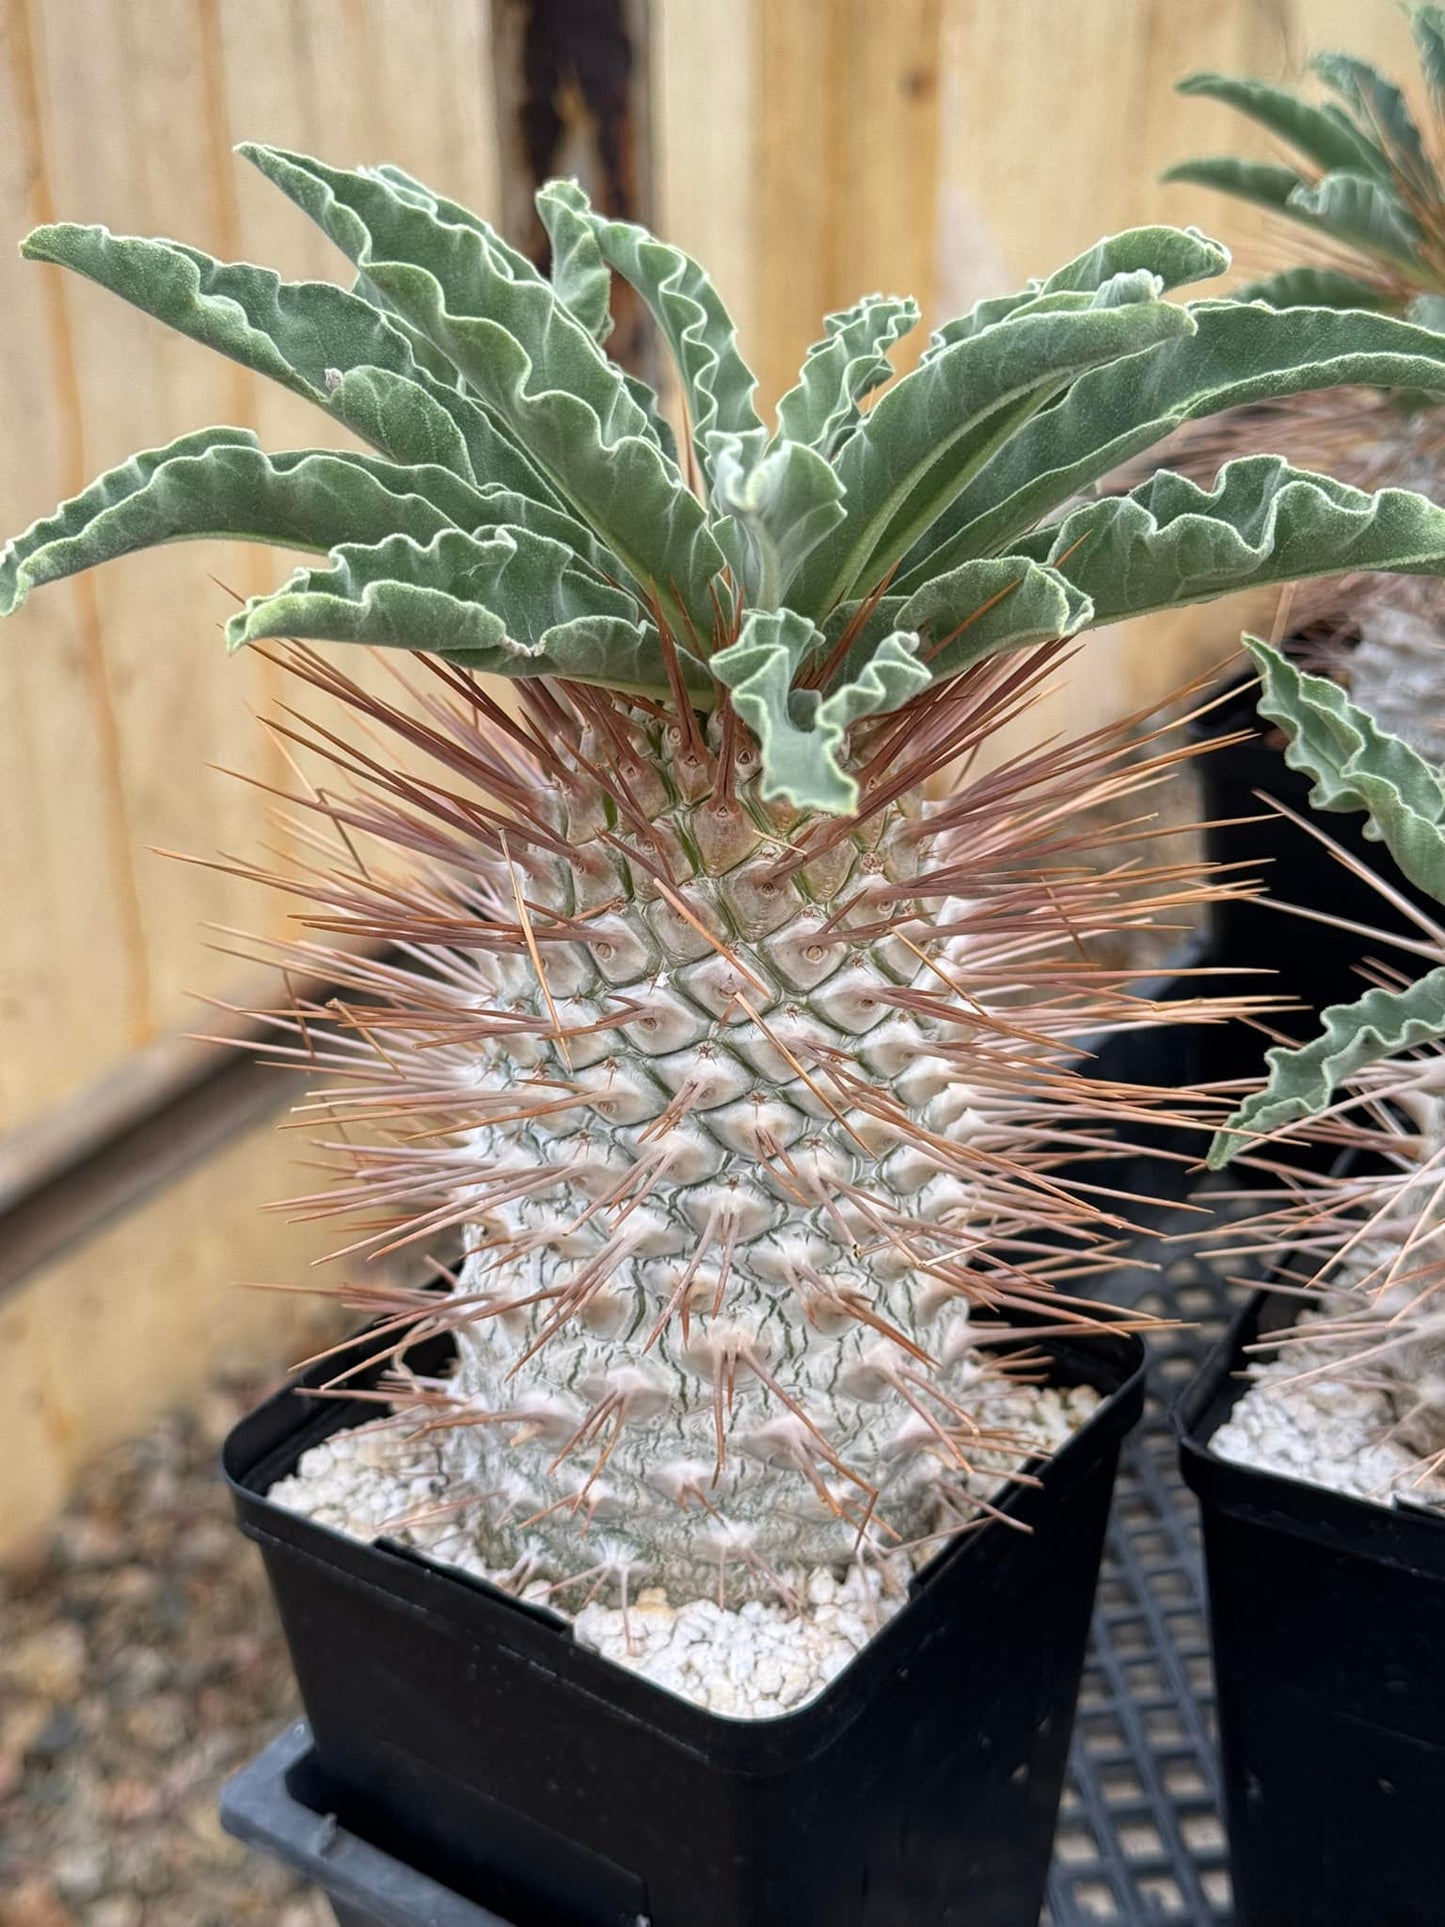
[1160, 158, 1311, 217]
[924, 276, 1169, 367]
[711, 609, 930, 814]
[825, 555, 1093, 687]
[1173, 71, 1390, 177]
[15, 219, 583, 512]
[927, 226, 1228, 353]
[1314, 50, 1438, 193]
[369, 161, 542, 276]
[904, 302, 1445, 584]
[326, 364, 474, 475]
[324, 366, 623, 574]
[788, 295, 1196, 620]
[1414, 4, 1445, 116]
[1245, 637, 1445, 901]
[227, 525, 662, 680]
[0, 431, 485, 615]
[19, 223, 418, 402]
[709, 432, 845, 609]
[1210, 969, 1445, 1167]
[1232, 265, 1395, 309]
[463, 487, 624, 580]
[535, 178, 762, 488]
[535, 178, 614, 343]
[773, 293, 920, 456]
[243, 145, 725, 639]
[533, 183, 677, 458]
[404, 367, 575, 504]
[1018, 457, 1445, 628]
[1208, 642, 1445, 1163]
[1287, 171, 1422, 267]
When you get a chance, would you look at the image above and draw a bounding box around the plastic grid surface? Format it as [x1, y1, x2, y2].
[1043, 1201, 1255, 1927]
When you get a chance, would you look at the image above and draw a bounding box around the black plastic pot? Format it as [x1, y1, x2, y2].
[1178, 1290, 1445, 1927]
[224, 1318, 1145, 1927]
[1191, 671, 1433, 1031]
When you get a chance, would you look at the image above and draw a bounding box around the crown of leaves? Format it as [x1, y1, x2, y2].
[9, 149, 1445, 814]
[1166, 4, 1445, 322]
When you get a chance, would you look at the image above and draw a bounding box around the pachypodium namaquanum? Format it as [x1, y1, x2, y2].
[11, 149, 1445, 1599]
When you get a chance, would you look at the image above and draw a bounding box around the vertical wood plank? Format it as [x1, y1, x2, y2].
[653, 0, 756, 354]
[0, 0, 153, 1126]
[0, 0, 502, 1128]
[491, 0, 657, 375]
[751, 0, 944, 413]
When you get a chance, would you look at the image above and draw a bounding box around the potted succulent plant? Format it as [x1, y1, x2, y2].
[1181, 640, 1445, 1927]
[12, 146, 1445, 1923]
[1162, 5, 1445, 1028]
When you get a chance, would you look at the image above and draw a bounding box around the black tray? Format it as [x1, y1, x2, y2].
[1043, 994, 1256, 1923]
[1043, 1197, 1249, 1925]
[222, 1721, 507, 1926]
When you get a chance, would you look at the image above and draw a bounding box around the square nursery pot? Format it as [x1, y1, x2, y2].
[1190, 669, 1434, 1031]
[1178, 1291, 1445, 1927]
[223, 1316, 1145, 1927]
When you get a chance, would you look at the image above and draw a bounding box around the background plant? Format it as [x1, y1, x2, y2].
[1211, 638, 1445, 1165]
[1208, 649, 1445, 1483]
[11, 150, 1445, 1599]
[1164, 5, 1445, 757]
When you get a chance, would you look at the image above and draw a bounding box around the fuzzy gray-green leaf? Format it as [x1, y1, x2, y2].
[927, 226, 1228, 354]
[826, 556, 1093, 688]
[326, 366, 621, 571]
[534, 186, 676, 458]
[1160, 158, 1311, 217]
[1287, 172, 1422, 267]
[535, 178, 614, 344]
[789, 294, 1197, 620]
[709, 432, 845, 608]
[327, 365, 476, 475]
[19, 223, 419, 402]
[910, 302, 1445, 581]
[711, 609, 931, 814]
[1210, 970, 1445, 1167]
[536, 178, 762, 487]
[16, 221, 581, 512]
[227, 525, 666, 683]
[1019, 457, 1445, 628]
[773, 294, 920, 456]
[0, 431, 479, 615]
[1245, 637, 1445, 902]
[1173, 71, 1390, 178]
[243, 145, 725, 639]
[1415, 4, 1445, 116]
[1232, 266, 1395, 310]
[1314, 51, 1438, 192]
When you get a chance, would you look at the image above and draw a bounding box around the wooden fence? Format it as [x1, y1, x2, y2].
[0, 0, 1418, 1545]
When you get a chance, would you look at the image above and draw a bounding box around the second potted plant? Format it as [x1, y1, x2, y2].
[1184, 639, 1445, 1927]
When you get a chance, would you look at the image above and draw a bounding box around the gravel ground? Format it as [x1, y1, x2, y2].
[0, 1380, 327, 1927]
